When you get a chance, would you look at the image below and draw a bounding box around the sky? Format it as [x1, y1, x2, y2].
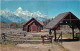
[1, 0, 80, 18]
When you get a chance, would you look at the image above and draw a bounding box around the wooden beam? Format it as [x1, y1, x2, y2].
[49, 29, 52, 35]
[70, 14, 71, 23]
[59, 23, 71, 25]
[63, 19, 79, 21]
[54, 30, 56, 41]
[72, 27, 74, 40]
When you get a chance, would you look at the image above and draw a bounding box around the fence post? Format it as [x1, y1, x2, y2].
[61, 32, 62, 44]
[50, 36, 53, 43]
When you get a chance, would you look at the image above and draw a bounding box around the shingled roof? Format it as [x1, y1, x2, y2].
[39, 21, 44, 25]
[46, 12, 79, 29]
[23, 18, 43, 26]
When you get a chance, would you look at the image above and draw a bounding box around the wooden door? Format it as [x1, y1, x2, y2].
[31, 24, 38, 32]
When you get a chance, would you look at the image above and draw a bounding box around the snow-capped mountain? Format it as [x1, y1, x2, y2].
[14, 7, 48, 18]
[0, 9, 26, 22]
[0, 7, 48, 23]
[14, 7, 33, 17]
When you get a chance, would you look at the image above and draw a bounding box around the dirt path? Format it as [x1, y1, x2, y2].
[62, 41, 80, 51]
[0, 43, 67, 51]
[16, 44, 64, 51]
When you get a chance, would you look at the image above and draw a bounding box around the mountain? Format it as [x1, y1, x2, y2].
[13, 7, 48, 21]
[0, 7, 48, 23]
[0, 9, 26, 23]
[1, 16, 12, 22]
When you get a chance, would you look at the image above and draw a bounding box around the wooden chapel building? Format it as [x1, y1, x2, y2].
[23, 18, 43, 32]
[46, 12, 80, 41]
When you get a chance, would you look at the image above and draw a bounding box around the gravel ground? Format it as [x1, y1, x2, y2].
[62, 41, 80, 51]
[0, 43, 67, 51]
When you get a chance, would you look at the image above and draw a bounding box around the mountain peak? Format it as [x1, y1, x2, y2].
[18, 7, 22, 10]
[15, 7, 23, 15]
[16, 7, 23, 12]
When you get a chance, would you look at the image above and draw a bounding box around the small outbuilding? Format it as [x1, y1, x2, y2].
[46, 12, 80, 41]
[23, 18, 43, 32]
